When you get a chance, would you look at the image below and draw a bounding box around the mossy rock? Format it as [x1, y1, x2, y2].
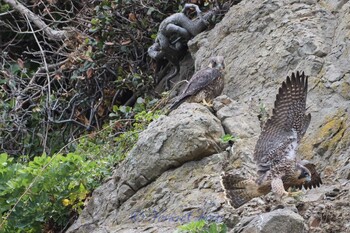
[299, 109, 349, 160]
[339, 81, 350, 100]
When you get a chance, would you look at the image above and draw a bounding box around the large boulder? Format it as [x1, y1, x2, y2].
[234, 209, 306, 233]
[67, 103, 225, 232]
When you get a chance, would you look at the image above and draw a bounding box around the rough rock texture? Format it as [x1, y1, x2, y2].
[233, 209, 306, 233]
[67, 103, 225, 232]
[68, 0, 350, 232]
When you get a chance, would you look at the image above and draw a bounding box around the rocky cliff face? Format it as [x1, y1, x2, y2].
[67, 0, 350, 232]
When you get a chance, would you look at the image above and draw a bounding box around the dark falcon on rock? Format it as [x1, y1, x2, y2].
[169, 56, 225, 110]
[221, 71, 322, 208]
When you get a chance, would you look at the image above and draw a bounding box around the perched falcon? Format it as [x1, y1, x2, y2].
[221, 71, 322, 208]
[169, 56, 225, 110]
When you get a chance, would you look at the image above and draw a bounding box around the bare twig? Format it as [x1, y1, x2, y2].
[0, 9, 15, 16]
[24, 13, 52, 154]
[3, 0, 68, 40]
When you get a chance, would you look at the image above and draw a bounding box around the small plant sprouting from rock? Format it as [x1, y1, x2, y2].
[258, 99, 269, 129]
[220, 134, 238, 144]
[175, 220, 227, 233]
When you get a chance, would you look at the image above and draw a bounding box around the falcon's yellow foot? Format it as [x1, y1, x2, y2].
[287, 190, 303, 198]
[202, 99, 213, 107]
[281, 191, 289, 197]
[281, 190, 303, 197]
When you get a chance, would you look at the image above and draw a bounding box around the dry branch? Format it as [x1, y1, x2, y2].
[3, 0, 68, 40]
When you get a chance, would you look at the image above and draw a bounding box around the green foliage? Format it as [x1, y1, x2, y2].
[176, 220, 227, 233]
[220, 134, 238, 143]
[0, 152, 107, 232]
[0, 3, 9, 13]
[89, 0, 113, 34]
[109, 97, 162, 158]
[259, 102, 268, 116]
[0, 95, 163, 232]
[177, 220, 207, 232]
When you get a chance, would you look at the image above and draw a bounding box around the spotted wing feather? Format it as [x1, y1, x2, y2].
[221, 173, 261, 208]
[254, 71, 309, 167]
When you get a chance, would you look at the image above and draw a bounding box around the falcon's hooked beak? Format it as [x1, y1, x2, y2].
[297, 163, 312, 183]
[216, 63, 225, 71]
[305, 174, 312, 182]
[209, 56, 225, 71]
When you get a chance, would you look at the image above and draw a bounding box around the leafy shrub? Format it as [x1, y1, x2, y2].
[0, 98, 163, 232]
[0, 152, 102, 232]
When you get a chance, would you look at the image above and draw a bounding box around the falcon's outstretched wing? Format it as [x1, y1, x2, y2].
[254, 71, 310, 166]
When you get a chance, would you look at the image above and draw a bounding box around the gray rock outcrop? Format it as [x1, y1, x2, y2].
[67, 103, 225, 232]
[68, 0, 350, 232]
[234, 209, 306, 233]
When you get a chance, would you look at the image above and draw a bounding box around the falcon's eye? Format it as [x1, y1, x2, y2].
[298, 169, 310, 180]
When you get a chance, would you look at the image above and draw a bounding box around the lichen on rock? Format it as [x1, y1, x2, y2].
[299, 109, 349, 160]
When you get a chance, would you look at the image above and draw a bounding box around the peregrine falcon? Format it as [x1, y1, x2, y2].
[221, 71, 322, 208]
[169, 56, 225, 110]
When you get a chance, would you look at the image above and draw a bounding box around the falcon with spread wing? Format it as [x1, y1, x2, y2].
[169, 56, 225, 110]
[221, 71, 322, 208]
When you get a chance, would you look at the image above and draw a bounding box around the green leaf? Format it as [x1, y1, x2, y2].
[147, 7, 155, 15]
[102, 5, 111, 10]
[112, 105, 119, 113]
[220, 134, 238, 143]
[0, 153, 8, 166]
[91, 18, 101, 25]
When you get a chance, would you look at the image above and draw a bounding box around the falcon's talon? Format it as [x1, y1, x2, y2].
[282, 191, 289, 197]
[287, 190, 303, 198]
[202, 99, 213, 107]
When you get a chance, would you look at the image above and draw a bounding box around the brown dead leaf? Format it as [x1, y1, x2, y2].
[47, 0, 57, 5]
[97, 105, 105, 117]
[54, 74, 61, 80]
[104, 42, 114, 45]
[128, 13, 137, 22]
[75, 110, 89, 125]
[120, 40, 131, 45]
[17, 58, 24, 69]
[86, 68, 94, 79]
[88, 131, 97, 139]
[113, 121, 124, 131]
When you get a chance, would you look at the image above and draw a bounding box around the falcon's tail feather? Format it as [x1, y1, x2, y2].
[169, 96, 188, 110]
[220, 173, 262, 208]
